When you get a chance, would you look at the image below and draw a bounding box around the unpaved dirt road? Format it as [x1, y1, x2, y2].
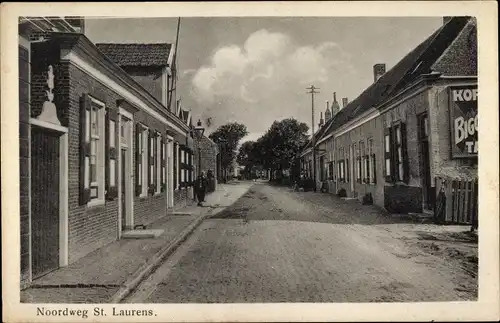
[126, 182, 478, 303]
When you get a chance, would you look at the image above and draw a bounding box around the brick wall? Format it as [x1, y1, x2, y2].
[193, 136, 218, 177]
[59, 53, 173, 262]
[66, 64, 120, 262]
[381, 91, 428, 187]
[379, 91, 429, 213]
[131, 109, 170, 226]
[334, 116, 385, 207]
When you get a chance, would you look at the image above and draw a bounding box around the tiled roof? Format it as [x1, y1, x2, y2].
[95, 43, 172, 67]
[316, 16, 471, 142]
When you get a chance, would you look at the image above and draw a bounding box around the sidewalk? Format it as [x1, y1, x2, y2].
[20, 182, 252, 304]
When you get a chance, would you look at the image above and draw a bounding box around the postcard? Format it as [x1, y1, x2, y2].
[1, 1, 498, 322]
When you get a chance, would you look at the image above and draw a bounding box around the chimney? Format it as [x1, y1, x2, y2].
[342, 97, 349, 109]
[325, 101, 332, 121]
[443, 16, 453, 25]
[373, 63, 386, 82]
[331, 92, 340, 116]
[319, 112, 324, 128]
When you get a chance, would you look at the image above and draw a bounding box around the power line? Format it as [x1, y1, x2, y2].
[306, 85, 319, 192]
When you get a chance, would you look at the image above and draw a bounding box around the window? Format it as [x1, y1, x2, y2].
[79, 95, 105, 206]
[328, 161, 334, 180]
[419, 113, 429, 140]
[384, 122, 408, 183]
[356, 142, 362, 183]
[337, 147, 346, 182]
[360, 140, 366, 184]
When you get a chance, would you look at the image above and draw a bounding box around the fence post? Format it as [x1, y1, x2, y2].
[445, 178, 453, 222]
[463, 180, 471, 223]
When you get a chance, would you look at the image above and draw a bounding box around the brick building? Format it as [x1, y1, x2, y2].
[96, 43, 197, 207]
[193, 133, 219, 180]
[18, 17, 195, 287]
[302, 17, 477, 214]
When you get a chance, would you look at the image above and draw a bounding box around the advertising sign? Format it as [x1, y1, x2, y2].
[449, 85, 478, 158]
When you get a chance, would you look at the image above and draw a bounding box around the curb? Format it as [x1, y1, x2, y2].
[108, 184, 251, 303]
[108, 209, 214, 303]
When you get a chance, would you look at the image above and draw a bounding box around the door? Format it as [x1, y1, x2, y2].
[349, 145, 355, 193]
[31, 127, 60, 278]
[418, 113, 433, 210]
[121, 148, 127, 230]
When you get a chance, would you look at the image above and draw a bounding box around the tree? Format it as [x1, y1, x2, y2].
[237, 141, 256, 178]
[255, 118, 309, 181]
[209, 122, 248, 179]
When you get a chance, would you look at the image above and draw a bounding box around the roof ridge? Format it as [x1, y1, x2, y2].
[383, 23, 447, 97]
[96, 42, 172, 45]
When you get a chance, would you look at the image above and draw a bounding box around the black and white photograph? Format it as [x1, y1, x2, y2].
[2, 2, 499, 322]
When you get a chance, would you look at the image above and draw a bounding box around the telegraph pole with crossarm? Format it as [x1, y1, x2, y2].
[306, 85, 319, 192]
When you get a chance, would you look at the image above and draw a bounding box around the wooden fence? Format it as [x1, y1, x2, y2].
[435, 176, 478, 225]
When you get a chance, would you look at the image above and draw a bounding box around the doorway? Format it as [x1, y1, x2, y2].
[418, 113, 433, 210]
[30, 127, 60, 278]
[119, 112, 134, 232]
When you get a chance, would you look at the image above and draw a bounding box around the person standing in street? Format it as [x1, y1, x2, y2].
[195, 172, 208, 206]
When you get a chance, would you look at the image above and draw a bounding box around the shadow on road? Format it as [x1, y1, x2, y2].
[212, 183, 434, 226]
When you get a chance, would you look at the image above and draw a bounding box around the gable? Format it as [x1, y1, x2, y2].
[431, 18, 477, 76]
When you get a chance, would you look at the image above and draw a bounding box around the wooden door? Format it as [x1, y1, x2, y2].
[418, 113, 433, 210]
[31, 127, 60, 278]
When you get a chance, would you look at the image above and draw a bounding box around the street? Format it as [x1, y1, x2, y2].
[125, 181, 478, 303]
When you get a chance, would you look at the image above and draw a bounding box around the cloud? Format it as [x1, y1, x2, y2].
[182, 68, 196, 76]
[190, 29, 355, 134]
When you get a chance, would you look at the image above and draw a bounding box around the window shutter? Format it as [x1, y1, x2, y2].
[371, 154, 377, 184]
[153, 132, 158, 193]
[384, 127, 393, 183]
[161, 135, 166, 192]
[105, 108, 118, 200]
[148, 130, 155, 195]
[346, 158, 350, 182]
[135, 123, 142, 196]
[182, 145, 186, 188]
[79, 94, 91, 205]
[401, 122, 409, 184]
[173, 143, 177, 189]
[188, 150, 192, 185]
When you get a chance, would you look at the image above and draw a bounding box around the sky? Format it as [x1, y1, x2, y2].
[85, 17, 443, 143]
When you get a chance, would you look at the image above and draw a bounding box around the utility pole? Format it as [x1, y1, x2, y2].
[306, 85, 319, 192]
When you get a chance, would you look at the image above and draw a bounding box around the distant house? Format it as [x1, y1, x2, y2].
[301, 17, 477, 215]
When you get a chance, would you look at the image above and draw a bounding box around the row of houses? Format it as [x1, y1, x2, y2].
[300, 16, 478, 215]
[19, 17, 219, 287]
